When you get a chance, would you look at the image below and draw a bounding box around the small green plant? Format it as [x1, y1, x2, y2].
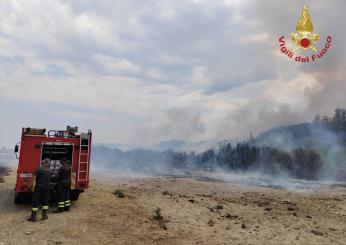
[113, 189, 124, 198]
[152, 207, 167, 230]
[207, 218, 215, 226]
[153, 207, 163, 220]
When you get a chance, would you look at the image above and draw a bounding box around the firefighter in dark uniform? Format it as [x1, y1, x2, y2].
[28, 158, 52, 222]
[54, 158, 71, 213]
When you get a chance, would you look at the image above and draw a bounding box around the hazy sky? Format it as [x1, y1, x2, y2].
[0, 0, 344, 147]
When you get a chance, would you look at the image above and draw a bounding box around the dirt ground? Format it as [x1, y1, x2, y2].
[1, 163, 346, 245]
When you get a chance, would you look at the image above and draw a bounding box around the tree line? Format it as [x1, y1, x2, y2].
[93, 143, 325, 180]
[93, 108, 346, 180]
[166, 143, 323, 180]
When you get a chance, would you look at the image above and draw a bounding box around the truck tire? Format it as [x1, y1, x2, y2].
[70, 190, 82, 201]
[14, 193, 24, 205]
[14, 192, 32, 205]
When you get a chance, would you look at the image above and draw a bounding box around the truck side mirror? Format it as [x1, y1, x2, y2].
[14, 145, 19, 153]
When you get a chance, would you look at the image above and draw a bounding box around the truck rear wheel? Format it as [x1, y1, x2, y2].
[14, 193, 30, 205]
[70, 190, 82, 201]
[14, 193, 22, 205]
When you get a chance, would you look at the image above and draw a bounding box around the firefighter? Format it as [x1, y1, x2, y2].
[54, 158, 71, 213]
[27, 158, 52, 222]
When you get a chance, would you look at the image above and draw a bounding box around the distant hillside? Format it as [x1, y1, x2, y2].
[150, 139, 186, 151]
[91, 145, 169, 173]
[95, 139, 223, 153]
[0, 147, 15, 165]
[151, 139, 222, 153]
[93, 143, 142, 151]
[255, 108, 346, 150]
[92, 108, 346, 181]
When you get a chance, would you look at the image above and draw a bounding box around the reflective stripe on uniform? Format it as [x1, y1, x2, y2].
[58, 201, 65, 208]
[65, 200, 70, 204]
[32, 207, 38, 212]
[42, 206, 49, 210]
[65, 200, 71, 206]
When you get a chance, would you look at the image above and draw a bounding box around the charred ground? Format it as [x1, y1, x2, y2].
[1, 166, 346, 244]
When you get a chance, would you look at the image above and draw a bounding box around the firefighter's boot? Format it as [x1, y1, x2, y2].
[53, 208, 64, 213]
[27, 210, 37, 222]
[64, 200, 70, 211]
[53, 202, 64, 213]
[42, 208, 48, 220]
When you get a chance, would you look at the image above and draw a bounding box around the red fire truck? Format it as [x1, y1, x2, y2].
[14, 126, 92, 204]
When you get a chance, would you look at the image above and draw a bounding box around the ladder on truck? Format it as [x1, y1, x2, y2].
[77, 133, 90, 182]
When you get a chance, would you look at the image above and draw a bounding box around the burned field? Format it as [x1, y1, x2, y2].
[0, 165, 11, 183]
[1, 168, 346, 244]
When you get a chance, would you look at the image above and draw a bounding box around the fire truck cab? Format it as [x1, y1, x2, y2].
[14, 126, 92, 204]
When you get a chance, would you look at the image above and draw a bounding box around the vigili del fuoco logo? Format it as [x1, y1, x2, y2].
[278, 4, 331, 63]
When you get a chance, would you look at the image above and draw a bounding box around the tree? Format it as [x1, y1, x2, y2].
[292, 148, 323, 180]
